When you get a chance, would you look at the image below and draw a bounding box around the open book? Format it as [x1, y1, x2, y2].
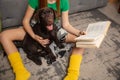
[75, 21, 111, 48]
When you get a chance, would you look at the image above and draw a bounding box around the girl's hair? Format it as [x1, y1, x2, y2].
[39, 0, 47, 9]
[38, 0, 60, 17]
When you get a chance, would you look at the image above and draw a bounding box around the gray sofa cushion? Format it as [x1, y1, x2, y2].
[0, 0, 28, 28]
[0, 14, 2, 32]
[69, 0, 108, 14]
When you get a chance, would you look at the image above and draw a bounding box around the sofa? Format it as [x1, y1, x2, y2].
[0, 0, 108, 29]
[0, 0, 108, 49]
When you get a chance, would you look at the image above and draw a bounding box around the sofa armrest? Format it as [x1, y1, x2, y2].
[0, 14, 2, 32]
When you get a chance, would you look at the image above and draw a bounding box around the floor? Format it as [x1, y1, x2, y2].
[79, 3, 120, 80]
[99, 2, 120, 25]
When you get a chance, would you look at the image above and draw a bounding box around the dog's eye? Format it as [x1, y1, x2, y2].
[41, 12, 46, 17]
[49, 12, 53, 15]
[43, 12, 47, 14]
[46, 11, 53, 14]
[47, 10, 50, 13]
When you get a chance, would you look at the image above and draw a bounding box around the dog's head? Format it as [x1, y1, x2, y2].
[34, 7, 56, 31]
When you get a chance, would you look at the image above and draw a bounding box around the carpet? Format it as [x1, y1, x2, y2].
[0, 9, 120, 80]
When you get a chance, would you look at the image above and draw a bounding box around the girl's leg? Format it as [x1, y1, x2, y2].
[64, 33, 84, 80]
[0, 27, 31, 80]
[0, 28, 26, 54]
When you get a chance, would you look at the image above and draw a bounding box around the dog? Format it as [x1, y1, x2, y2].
[22, 7, 64, 65]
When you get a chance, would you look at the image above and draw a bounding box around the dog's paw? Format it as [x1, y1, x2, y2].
[46, 58, 56, 65]
[27, 54, 42, 65]
[45, 55, 56, 65]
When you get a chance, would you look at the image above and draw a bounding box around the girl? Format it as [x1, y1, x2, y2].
[0, 0, 85, 80]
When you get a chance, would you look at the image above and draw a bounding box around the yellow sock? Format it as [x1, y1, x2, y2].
[8, 52, 31, 80]
[64, 54, 82, 80]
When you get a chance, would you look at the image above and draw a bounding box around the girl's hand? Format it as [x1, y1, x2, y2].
[79, 31, 86, 35]
[77, 31, 86, 36]
[33, 34, 50, 47]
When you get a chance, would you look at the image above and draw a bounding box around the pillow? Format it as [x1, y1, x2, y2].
[0, 0, 28, 29]
[69, 0, 108, 14]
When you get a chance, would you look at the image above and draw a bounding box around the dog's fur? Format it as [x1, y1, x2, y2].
[22, 7, 64, 65]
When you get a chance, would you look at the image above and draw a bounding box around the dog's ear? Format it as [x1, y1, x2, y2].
[33, 9, 43, 22]
[50, 8, 57, 20]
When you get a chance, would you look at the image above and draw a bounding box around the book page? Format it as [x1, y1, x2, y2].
[75, 21, 111, 41]
[86, 21, 110, 35]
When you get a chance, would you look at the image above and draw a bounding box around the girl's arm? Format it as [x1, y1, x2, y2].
[23, 5, 35, 38]
[61, 11, 85, 36]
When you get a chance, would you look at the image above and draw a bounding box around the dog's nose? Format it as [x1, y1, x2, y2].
[47, 22, 52, 26]
[47, 19, 53, 25]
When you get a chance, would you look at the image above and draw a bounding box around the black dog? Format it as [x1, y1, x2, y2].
[22, 7, 64, 65]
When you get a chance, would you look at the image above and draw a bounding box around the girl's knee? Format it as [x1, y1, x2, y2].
[0, 28, 25, 43]
[65, 33, 76, 43]
[0, 31, 11, 43]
